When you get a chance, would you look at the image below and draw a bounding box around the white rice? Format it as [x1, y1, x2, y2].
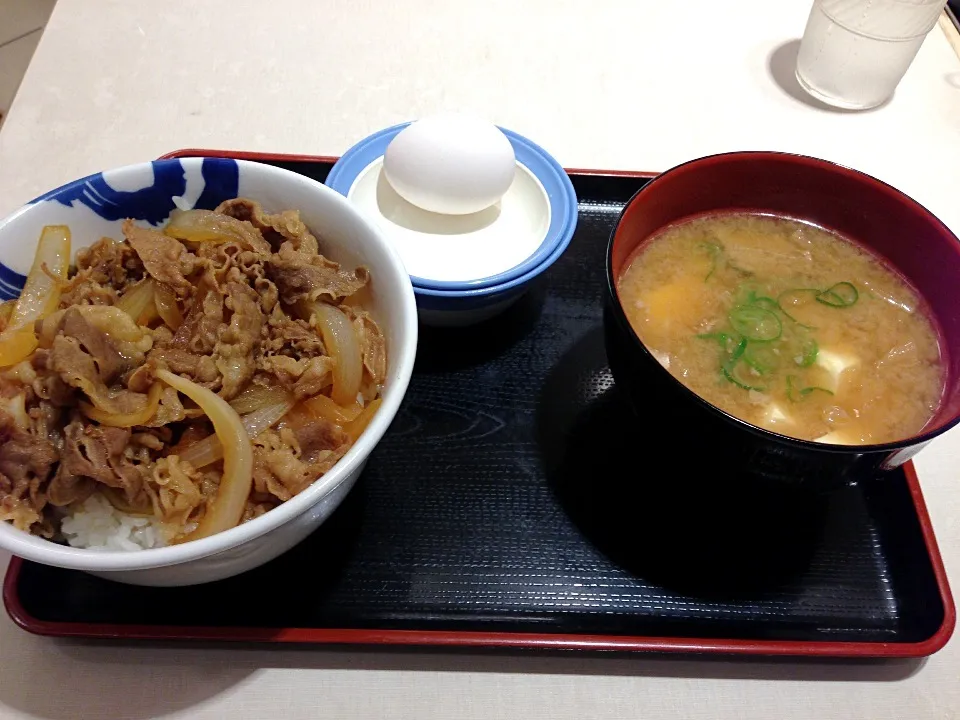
[60, 493, 168, 551]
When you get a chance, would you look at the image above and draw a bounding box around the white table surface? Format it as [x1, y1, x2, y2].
[1, 1, 959, 718]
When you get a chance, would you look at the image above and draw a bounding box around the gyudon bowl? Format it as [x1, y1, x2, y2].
[605, 152, 960, 490]
[0, 158, 417, 585]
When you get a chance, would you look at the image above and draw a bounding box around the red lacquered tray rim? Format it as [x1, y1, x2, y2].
[154, 148, 657, 179]
[3, 149, 954, 658]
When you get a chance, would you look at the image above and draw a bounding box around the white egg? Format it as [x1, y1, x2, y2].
[382, 113, 516, 215]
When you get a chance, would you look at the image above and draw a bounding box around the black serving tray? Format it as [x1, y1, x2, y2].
[3, 151, 954, 657]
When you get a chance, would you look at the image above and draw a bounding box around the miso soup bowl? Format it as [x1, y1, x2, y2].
[605, 151, 960, 490]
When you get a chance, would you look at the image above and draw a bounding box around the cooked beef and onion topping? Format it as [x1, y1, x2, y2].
[0, 199, 386, 549]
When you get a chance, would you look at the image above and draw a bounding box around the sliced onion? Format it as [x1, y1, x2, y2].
[38, 307, 147, 350]
[179, 393, 294, 470]
[241, 396, 296, 436]
[165, 209, 232, 242]
[174, 436, 220, 471]
[0, 226, 70, 367]
[116, 279, 156, 324]
[343, 397, 382, 442]
[301, 392, 363, 425]
[0, 301, 13, 328]
[309, 302, 362, 407]
[153, 282, 183, 330]
[87, 306, 147, 342]
[138, 298, 160, 326]
[80, 382, 162, 427]
[11, 225, 69, 327]
[157, 369, 253, 542]
[229, 383, 292, 415]
[164, 209, 270, 253]
[0, 392, 30, 431]
[277, 403, 315, 431]
[78, 306, 147, 341]
[0, 328, 41, 367]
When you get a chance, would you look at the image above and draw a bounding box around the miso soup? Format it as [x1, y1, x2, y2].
[618, 213, 943, 445]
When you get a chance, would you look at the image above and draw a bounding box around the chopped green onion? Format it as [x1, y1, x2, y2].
[697, 332, 746, 359]
[799, 338, 818, 367]
[776, 288, 819, 327]
[752, 296, 780, 313]
[743, 341, 780, 375]
[741, 288, 781, 314]
[728, 336, 747, 363]
[728, 305, 782, 342]
[700, 241, 752, 281]
[816, 282, 858, 308]
[699, 241, 722, 281]
[723, 360, 767, 391]
[696, 331, 729, 343]
[786, 375, 834, 402]
[784, 333, 818, 367]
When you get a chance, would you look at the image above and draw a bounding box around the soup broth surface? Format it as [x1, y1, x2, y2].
[618, 213, 943, 444]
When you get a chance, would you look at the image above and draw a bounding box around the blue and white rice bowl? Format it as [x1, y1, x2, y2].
[0, 157, 418, 586]
[326, 123, 578, 326]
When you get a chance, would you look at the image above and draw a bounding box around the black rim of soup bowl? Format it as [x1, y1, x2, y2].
[604, 151, 960, 490]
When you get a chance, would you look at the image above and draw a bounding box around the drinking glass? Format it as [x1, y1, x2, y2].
[796, 0, 949, 110]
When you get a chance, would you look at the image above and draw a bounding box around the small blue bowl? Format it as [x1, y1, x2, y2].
[326, 121, 578, 293]
[411, 227, 573, 326]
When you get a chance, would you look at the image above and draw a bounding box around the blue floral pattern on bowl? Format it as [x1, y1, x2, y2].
[0, 158, 240, 300]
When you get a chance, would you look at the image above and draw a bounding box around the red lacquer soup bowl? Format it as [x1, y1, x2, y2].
[604, 152, 960, 490]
